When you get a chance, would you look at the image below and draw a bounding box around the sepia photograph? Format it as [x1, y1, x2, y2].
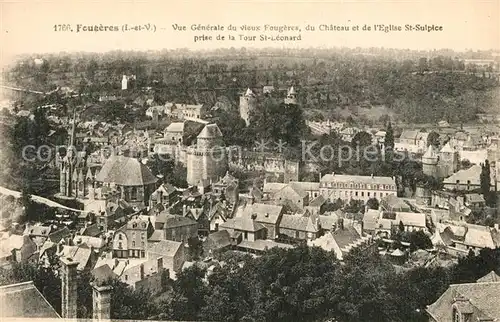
[0, 0, 499, 321]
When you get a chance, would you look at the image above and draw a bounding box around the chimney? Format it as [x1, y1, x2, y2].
[92, 281, 113, 320]
[331, 223, 336, 232]
[60, 257, 79, 319]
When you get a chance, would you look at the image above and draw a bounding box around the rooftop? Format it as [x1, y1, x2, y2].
[95, 155, 158, 186]
[0, 281, 60, 318]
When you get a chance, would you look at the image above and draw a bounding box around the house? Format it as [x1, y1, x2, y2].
[203, 230, 232, 256]
[154, 212, 198, 242]
[183, 207, 208, 235]
[278, 213, 320, 241]
[307, 219, 373, 261]
[0, 234, 38, 264]
[320, 173, 397, 202]
[211, 172, 239, 206]
[149, 183, 178, 211]
[94, 256, 164, 287]
[305, 195, 327, 216]
[147, 240, 185, 279]
[163, 122, 185, 144]
[73, 235, 106, 250]
[0, 281, 60, 318]
[426, 279, 500, 321]
[464, 193, 486, 210]
[219, 215, 267, 242]
[234, 203, 284, 239]
[112, 215, 154, 259]
[380, 195, 411, 212]
[79, 224, 102, 238]
[443, 164, 496, 191]
[273, 183, 310, 211]
[398, 129, 420, 145]
[362, 209, 381, 235]
[57, 244, 95, 271]
[207, 201, 230, 232]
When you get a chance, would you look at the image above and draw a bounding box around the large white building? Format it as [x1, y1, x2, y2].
[320, 173, 397, 202]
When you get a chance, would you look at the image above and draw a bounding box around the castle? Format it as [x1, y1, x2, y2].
[421, 142, 460, 179]
[239, 86, 298, 126]
[186, 123, 228, 189]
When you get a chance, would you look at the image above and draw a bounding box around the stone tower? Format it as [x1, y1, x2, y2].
[239, 88, 257, 126]
[438, 142, 459, 178]
[422, 145, 439, 178]
[284, 86, 297, 105]
[121, 75, 128, 90]
[60, 257, 78, 319]
[186, 123, 228, 187]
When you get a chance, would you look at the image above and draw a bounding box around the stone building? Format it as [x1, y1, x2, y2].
[154, 212, 198, 242]
[239, 88, 257, 126]
[320, 173, 397, 202]
[186, 123, 228, 188]
[94, 155, 158, 207]
[112, 215, 154, 259]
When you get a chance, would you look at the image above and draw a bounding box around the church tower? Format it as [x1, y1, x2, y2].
[60, 110, 77, 197]
[284, 86, 297, 105]
[239, 88, 257, 126]
[422, 145, 439, 178]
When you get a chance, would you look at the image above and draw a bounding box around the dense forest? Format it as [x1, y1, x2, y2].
[4, 47, 499, 125]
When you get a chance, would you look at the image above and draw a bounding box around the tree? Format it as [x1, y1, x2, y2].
[187, 237, 203, 261]
[384, 121, 394, 150]
[351, 131, 373, 149]
[427, 131, 440, 147]
[408, 230, 433, 251]
[480, 160, 492, 206]
[366, 198, 379, 210]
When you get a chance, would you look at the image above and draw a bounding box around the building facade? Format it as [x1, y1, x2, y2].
[320, 173, 397, 202]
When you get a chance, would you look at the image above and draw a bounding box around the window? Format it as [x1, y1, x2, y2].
[141, 233, 145, 240]
[295, 231, 300, 238]
[131, 187, 138, 200]
[118, 234, 122, 240]
[361, 192, 364, 197]
[118, 242, 122, 249]
[141, 251, 145, 258]
[355, 191, 358, 197]
[244, 232, 248, 240]
[368, 192, 370, 197]
[125, 275, 128, 281]
[141, 241, 145, 248]
[132, 241, 135, 247]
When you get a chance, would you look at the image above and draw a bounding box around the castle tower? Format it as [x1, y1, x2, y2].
[186, 123, 228, 187]
[239, 88, 257, 126]
[284, 86, 297, 105]
[121, 75, 128, 90]
[92, 282, 113, 320]
[422, 145, 439, 178]
[438, 142, 459, 178]
[60, 257, 78, 319]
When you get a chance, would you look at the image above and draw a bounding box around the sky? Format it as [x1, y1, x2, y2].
[0, 0, 499, 62]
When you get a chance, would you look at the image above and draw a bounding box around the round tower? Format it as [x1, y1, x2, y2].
[239, 88, 257, 126]
[187, 123, 228, 187]
[422, 145, 439, 178]
[284, 86, 297, 105]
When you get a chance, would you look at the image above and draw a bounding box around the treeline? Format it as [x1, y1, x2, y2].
[5, 49, 498, 124]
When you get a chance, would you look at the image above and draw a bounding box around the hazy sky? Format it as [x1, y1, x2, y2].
[1, 0, 499, 61]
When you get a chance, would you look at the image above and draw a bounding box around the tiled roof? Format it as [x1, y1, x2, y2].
[238, 239, 294, 251]
[440, 142, 455, 153]
[73, 235, 105, 249]
[148, 230, 164, 242]
[279, 215, 318, 233]
[320, 174, 395, 186]
[0, 281, 60, 318]
[443, 165, 482, 185]
[156, 213, 197, 228]
[395, 212, 426, 228]
[363, 209, 380, 231]
[399, 130, 420, 140]
[57, 245, 92, 271]
[95, 155, 158, 186]
[165, 122, 185, 133]
[205, 230, 232, 249]
[331, 225, 362, 250]
[47, 227, 71, 243]
[263, 182, 287, 194]
[197, 124, 223, 139]
[147, 240, 183, 258]
[463, 224, 496, 249]
[477, 271, 500, 283]
[239, 203, 283, 225]
[308, 195, 326, 207]
[79, 224, 101, 237]
[220, 217, 266, 232]
[92, 264, 118, 284]
[426, 282, 500, 321]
